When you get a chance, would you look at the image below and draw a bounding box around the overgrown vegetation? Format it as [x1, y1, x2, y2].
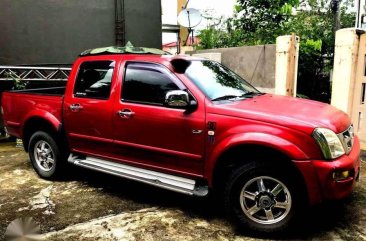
[5, 72, 28, 90]
[197, 0, 356, 102]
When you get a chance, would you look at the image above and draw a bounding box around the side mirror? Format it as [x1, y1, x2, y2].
[165, 90, 189, 108]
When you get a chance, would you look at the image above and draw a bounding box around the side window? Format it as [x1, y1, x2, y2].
[122, 63, 183, 105]
[74, 61, 115, 99]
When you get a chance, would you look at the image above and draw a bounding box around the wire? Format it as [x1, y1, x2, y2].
[249, 45, 265, 84]
[184, 0, 190, 9]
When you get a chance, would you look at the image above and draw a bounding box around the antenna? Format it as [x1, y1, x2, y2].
[177, 8, 202, 46]
[178, 8, 202, 28]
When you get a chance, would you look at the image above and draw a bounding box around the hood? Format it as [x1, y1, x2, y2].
[209, 94, 350, 135]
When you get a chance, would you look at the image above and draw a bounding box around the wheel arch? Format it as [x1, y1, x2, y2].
[22, 116, 64, 152]
[209, 142, 309, 205]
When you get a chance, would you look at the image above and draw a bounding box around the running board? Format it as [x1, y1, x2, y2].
[68, 154, 208, 197]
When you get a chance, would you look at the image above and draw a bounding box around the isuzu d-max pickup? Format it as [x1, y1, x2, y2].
[1, 47, 361, 232]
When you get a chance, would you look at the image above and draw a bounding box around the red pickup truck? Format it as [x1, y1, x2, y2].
[1, 47, 361, 232]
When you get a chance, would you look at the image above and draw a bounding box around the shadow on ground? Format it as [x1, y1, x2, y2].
[0, 142, 365, 241]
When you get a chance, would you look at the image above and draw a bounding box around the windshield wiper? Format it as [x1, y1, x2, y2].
[211, 95, 242, 101]
[241, 91, 264, 97]
[212, 92, 264, 101]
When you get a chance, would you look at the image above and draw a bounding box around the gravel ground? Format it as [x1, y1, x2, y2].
[0, 142, 365, 241]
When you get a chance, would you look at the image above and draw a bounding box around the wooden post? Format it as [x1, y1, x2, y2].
[275, 34, 299, 97]
[353, 33, 366, 149]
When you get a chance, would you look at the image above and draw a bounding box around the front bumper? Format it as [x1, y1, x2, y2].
[294, 136, 361, 205]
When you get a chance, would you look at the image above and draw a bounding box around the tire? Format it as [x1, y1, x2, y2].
[28, 131, 65, 179]
[224, 161, 300, 233]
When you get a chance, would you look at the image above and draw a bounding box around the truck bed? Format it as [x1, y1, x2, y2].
[1, 88, 64, 138]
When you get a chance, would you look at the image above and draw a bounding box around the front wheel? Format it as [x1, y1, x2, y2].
[28, 131, 65, 179]
[224, 162, 300, 233]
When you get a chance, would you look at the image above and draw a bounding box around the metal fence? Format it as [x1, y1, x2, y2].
[0, 66, 71, 81]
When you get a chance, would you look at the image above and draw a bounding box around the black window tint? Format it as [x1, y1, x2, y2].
[74, 61, 114, 99]
[122, 63, 181, 105]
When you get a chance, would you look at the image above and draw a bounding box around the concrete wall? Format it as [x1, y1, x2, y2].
[124, 0, 162, 49]
[189, 45, 276, 92]
[0, 0, 161, 65]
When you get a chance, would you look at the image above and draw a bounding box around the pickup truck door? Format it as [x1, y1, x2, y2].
[63, 60, 117, 156]
[112, 62, 205, 176]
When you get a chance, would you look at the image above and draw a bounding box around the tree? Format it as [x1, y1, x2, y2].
[197, 0, 356, 102]
[232, 0, 300, 44]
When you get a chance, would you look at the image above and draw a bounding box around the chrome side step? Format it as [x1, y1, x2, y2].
[68, 154, 208, 197]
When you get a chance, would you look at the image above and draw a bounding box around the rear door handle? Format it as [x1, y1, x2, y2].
[117, 109, 135, 119]
[69, 103, 83, 112]
[192, 129, 203, 134]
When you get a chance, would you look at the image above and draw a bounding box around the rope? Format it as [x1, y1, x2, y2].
[249, 45, 265, 84]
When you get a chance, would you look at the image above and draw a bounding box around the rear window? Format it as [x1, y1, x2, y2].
[74, 61, 115, 99]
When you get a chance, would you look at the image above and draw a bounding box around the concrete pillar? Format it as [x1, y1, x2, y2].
[331, 28, 366, 149]
[275, 34, 300, 97]
[331, 28, 359, 114]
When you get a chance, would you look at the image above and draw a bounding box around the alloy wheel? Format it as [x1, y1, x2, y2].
[239, 176, 292, 225]
[33, 140, 55, 172]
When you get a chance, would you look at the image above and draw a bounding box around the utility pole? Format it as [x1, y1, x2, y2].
[331, 0, 341, 34]
[356, 0, 362, 28]
[356, 0, 366, 29]
[177, 0, 189, 51]
[115, 0, 125, 47]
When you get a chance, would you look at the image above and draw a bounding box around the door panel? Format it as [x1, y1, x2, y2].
[112, 62, 205, 176]
[63, 60, 116, 156]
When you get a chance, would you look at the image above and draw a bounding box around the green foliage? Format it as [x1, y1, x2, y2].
[230, 0, 300, 44]
[196, 28, 228, 49]
[5, 72, 28, 90]
[197, 0, 356, 102]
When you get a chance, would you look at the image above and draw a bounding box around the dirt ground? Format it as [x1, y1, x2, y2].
[0, 141, 365, 241]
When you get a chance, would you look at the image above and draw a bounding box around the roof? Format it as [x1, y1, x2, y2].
[80, 42, 170, 56]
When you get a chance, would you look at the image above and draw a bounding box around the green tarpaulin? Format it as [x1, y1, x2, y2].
[80, 42, 169, 56]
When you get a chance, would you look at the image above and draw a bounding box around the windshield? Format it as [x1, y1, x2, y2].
[184, 60, 260, 101]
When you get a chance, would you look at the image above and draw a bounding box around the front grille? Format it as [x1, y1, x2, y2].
[337, 125, 354, 154]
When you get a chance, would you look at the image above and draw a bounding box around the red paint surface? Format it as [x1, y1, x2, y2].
[1, 54, 361, 205]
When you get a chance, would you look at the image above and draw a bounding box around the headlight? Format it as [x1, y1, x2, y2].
[312, 128, 345, 160]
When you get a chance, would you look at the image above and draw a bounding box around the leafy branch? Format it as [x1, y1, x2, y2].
[5, 71, 28, 90]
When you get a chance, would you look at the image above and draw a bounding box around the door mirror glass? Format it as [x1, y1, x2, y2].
[165, 90, 189, 108]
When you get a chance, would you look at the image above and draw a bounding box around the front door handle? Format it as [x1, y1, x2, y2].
[117, 109, 135, 119]
[69, 103, 83, 112]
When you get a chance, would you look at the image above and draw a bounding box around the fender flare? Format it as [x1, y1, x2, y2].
[22, 110, 62, 137]
[206, 132, 309, 185]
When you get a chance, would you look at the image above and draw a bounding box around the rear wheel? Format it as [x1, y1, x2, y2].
[224, 162, 299, 233]
[28, 131, 65, 179]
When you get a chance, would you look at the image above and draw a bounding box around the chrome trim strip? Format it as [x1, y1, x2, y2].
[114, 139, 202, 160]
[337, 125, 354, 154]
[68, 154, 208, 197]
